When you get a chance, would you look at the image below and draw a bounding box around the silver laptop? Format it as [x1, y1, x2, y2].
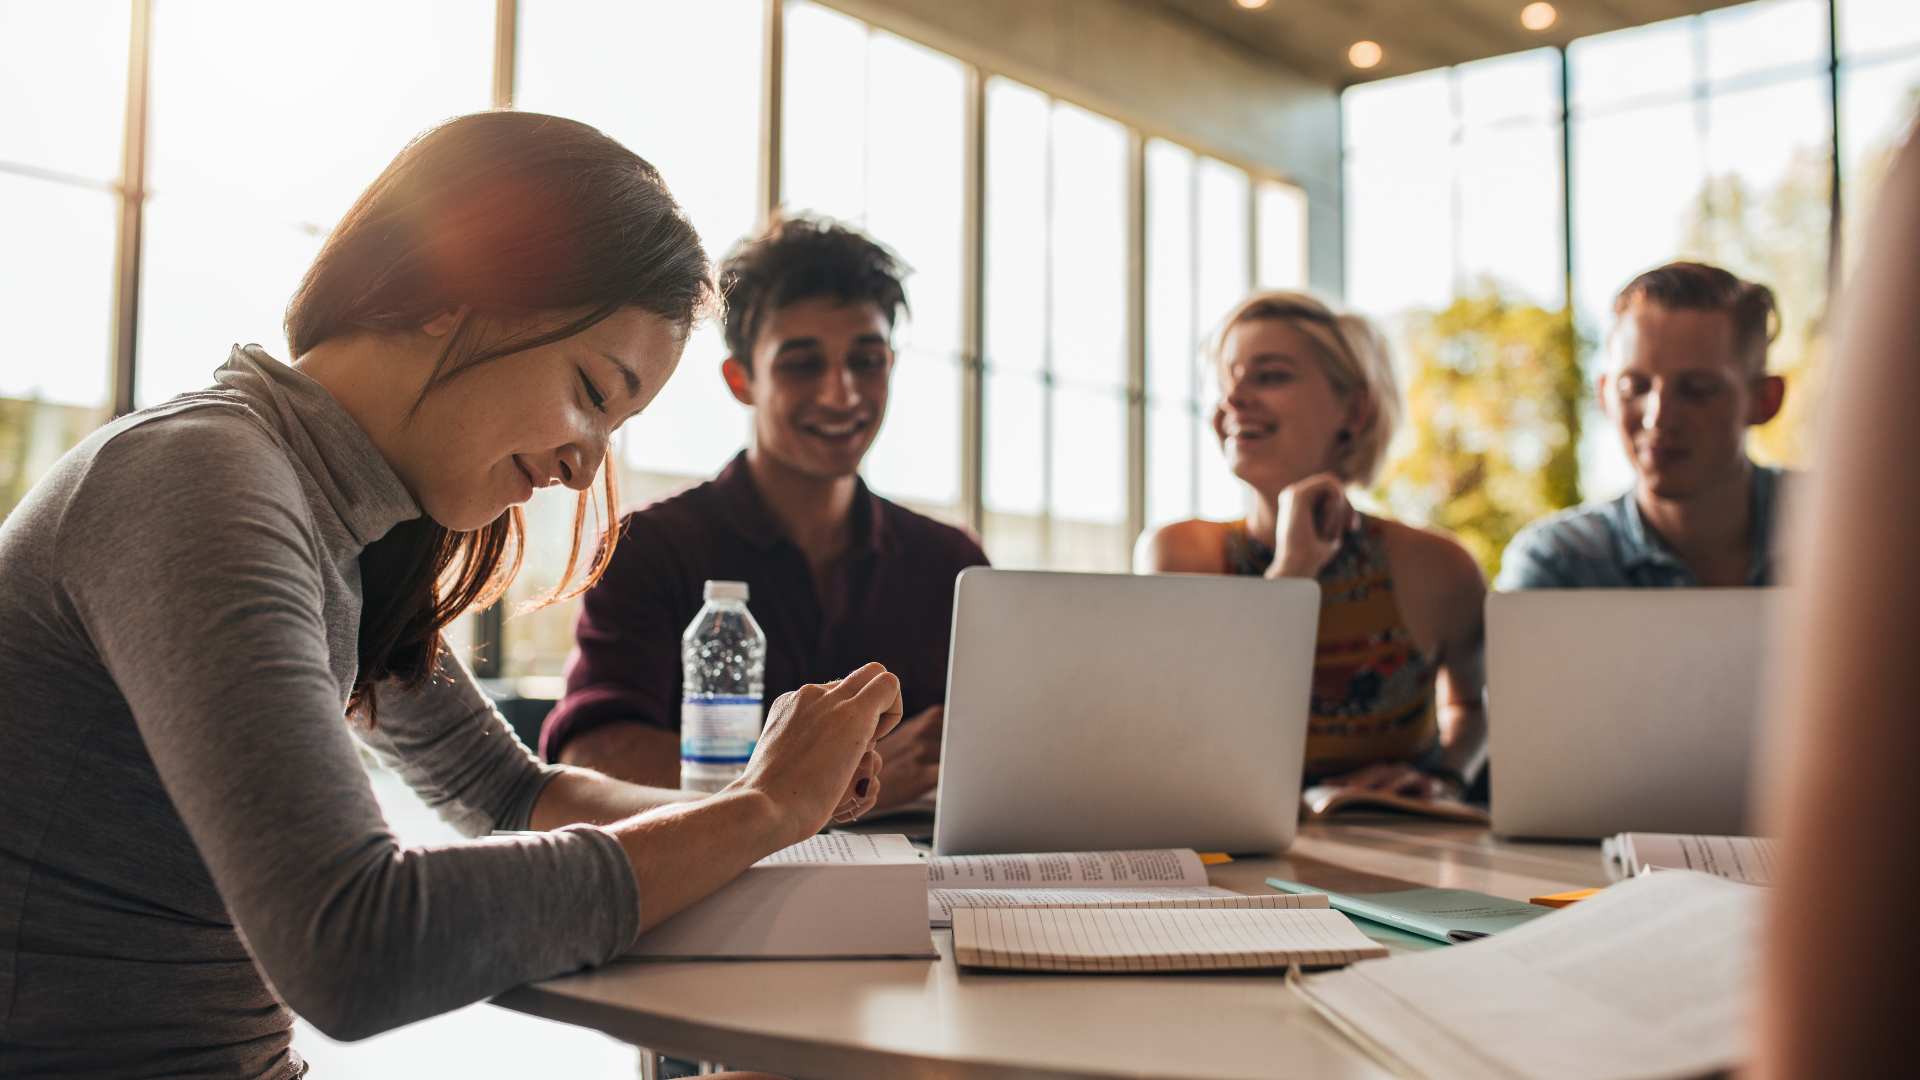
[932, 568, 1319, 856]
[1487, 588, 1777, 840]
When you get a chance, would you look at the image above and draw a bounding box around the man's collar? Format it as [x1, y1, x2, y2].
[1618, 462, 1775, 576]
[711, 450, 892, 555]
[1615, 490, 1685, 571]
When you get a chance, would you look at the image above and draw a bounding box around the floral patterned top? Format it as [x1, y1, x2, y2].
[1226, 514, 1439, 779]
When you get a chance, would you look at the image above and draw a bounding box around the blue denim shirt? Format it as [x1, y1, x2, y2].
[1495, 465, 1789, 590]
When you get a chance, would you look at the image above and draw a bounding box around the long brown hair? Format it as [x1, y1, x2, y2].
[285, 111, 714, 715]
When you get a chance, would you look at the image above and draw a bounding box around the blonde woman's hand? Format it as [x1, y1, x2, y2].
[1269, 473, 1356, 579]
[732, 662, 903, 844]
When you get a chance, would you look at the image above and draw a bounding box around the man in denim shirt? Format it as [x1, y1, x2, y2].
[1499, 262, 1791, 590]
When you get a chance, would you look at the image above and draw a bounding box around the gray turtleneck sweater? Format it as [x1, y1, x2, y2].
[0, 347, 641, 1077]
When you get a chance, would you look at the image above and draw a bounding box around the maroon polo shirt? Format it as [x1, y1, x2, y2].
[540, 452, 990, 759]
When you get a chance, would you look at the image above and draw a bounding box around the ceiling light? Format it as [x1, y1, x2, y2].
[1235, 0, 1270, 8]
[1520, 2, 1557, 31]
[1348, 40, 1384, 69]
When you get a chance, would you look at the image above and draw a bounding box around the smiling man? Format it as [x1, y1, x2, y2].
[1498, 261, 1792, 590]
[541, 216, 987, 813]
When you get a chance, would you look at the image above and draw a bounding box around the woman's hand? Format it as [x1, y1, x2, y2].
[1317, 762, 1462, 801]
[1269, 473, 1355, 579]
[731, 662, 903, 845]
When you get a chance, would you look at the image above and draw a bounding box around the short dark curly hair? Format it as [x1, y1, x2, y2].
[717, 214, 909, 368]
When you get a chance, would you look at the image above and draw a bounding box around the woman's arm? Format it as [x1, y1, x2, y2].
[48, 416, 889, 1043]
[529, 763, 699, 828]
[1383, 523, 1490, 788]
[363, 647, 698, 832]
[1135, 519, 1228, 574]
[1755, 128, 1920, 1078]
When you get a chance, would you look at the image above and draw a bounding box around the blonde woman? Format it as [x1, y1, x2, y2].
[1139, 291, 1487, 798]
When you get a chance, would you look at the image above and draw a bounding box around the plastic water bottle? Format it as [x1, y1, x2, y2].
[680, 580, 767, 794]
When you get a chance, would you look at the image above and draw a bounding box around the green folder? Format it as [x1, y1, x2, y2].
[1266, 878, 1550, 945]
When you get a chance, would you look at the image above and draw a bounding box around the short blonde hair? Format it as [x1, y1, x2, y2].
[1207, 290, 1401, 485]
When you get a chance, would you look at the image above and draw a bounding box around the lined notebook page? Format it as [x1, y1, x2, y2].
[952, 906, 1387, 972]
[929, 888, 1327, 928]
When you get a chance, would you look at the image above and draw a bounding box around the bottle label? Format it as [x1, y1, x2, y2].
[680, 694, 762, 764]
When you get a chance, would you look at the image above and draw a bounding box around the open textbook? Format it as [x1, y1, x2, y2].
[926, 848, 1241, 928]
[1301, 784, 1491, 825]
[1603, 832, 1778, 885]
[1294, 871, 1764, 1080]
[953, 904, 1387, 973]
[630, 833, 937, 960]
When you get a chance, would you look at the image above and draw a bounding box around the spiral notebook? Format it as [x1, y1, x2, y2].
[951, 902, 1387, 973]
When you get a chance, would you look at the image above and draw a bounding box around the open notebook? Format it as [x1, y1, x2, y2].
[926, 848, 1237, 928]
[952, 903, 1386, 973]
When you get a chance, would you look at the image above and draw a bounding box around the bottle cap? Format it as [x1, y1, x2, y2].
[703, 580, 749, 602]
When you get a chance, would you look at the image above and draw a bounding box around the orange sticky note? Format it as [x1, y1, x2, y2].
[1530, 887, 1601, 908]
[1199, 852, 1234, 866]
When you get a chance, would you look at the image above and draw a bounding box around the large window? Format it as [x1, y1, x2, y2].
[0, 0, 128, 519]
[1143, 140, 1262, 533]
[139, 0, 492, 406]
[1838, 0, 1920, 273]
[1571, 0, 1833, 483]
[1256, 179, 1310, 291]
[1344, 0, 1875, 576]
[981, 81, 1131, 570]
[782, 1, 968, 525]
[3, 1, 1306, 679]
[1343, 48, 1571, 575]
[506, 0, 766, 677]
[1345, 49, 1565, 323]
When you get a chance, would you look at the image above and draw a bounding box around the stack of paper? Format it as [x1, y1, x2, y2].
[1294, 871, 1764, 1079]
[630, 833, 936, 959]
[1603, 832, 1778, 885]
[953, 903, 1387, 973]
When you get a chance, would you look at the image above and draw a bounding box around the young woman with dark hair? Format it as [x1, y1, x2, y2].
[0, 111, 892, 1078]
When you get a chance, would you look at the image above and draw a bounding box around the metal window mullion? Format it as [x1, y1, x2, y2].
[491, 0, 517, 109]
[859, 23, 876, 225]
[1691, 16, 1711, 210]
[1039, 98, 1056, 566]
[1186, 156, 1202, 521]
[1447, 68, 1465, 299]
[476, 0, 519, 680]
[1825, 0, 1843, 288]
[109, 0, 153, 419]
[961, 67, 986, 536]
[1124, 132, 1147, 553]
[759, 0, 785, 224]
[1244, 169, 1258, 293]
[1559, 45, 1575, 317]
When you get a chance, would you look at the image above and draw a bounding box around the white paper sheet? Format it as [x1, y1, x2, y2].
[1608, 833, 1779, 885]
[1295, 871, 1765, 1080]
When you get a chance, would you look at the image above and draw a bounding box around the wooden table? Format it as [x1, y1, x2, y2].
[494, 822, 1609, 1079]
